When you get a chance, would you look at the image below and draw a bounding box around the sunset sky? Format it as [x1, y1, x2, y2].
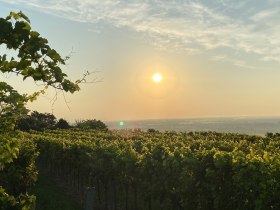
[1, 0, 280, 122]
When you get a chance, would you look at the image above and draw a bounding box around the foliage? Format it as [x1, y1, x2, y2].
[55, 118, 71, 129]
[0, 11, 80, 209]
[75, 119, 108, 131]
[17, 111, 57, 131]
[0, 11, 80, 93]
[30, 175, 82, 210]
[0, 137, 39, 195]
[0, 135, 37, 210]
[0, 82, 28, 133]
[0, 187, 35, 210]
[26, 129, 280, 210]
[147, 128, 158, 133]
[0, 9, 80, 131]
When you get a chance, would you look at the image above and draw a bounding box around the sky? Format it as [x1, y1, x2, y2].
[1, 0, 280, 122]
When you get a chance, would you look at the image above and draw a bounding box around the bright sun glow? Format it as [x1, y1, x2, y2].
[152, 73, 162, 83]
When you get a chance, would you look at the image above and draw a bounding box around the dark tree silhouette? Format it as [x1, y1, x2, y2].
[56, 118, 71, 129]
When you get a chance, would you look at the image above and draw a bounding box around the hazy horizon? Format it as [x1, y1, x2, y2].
[2, 1, 280, 122]
[105, 117, 280, 136]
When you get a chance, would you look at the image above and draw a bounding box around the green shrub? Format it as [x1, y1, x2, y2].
[75, 119, 108, 131]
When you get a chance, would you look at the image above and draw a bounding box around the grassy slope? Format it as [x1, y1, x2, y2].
[30, 174, 82, 210]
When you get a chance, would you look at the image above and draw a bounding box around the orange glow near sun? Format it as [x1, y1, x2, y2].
[152, 73, 162, 83]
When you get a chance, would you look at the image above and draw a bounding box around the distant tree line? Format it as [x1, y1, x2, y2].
[16, 111, 108, 131]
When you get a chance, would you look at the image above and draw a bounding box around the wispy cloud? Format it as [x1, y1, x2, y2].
[2, 0, 280, 64]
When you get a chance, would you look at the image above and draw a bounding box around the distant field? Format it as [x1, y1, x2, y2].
[24, 129, 280, 210]
[106, 117, 280, 135]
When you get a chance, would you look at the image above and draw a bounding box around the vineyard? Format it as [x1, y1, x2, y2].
[19, 129, 280, 210]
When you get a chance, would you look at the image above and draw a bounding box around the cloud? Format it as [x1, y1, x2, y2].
[2, 0, 280, 63]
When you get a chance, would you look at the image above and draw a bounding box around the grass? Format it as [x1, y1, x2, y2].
[30, 174, 83, 210]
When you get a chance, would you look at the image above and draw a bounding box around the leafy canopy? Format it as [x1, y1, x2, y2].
[0, 11, 81, 210]
[16, 111, 57, 131]
[0, 11, 80, 92]
[75, 119, 108, 131]
[0, 11, 81, 131]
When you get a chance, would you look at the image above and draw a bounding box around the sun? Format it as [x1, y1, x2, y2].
[152, 73, 162, 83]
